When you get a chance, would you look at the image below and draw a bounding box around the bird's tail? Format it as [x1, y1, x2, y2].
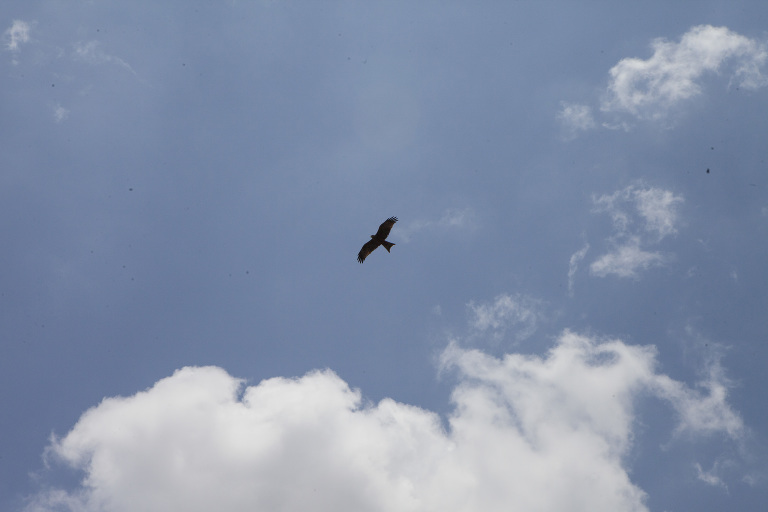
[382, 241, 395, 252]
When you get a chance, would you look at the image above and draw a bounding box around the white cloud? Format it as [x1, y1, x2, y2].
[633, 187, 684, 240]
[602, 25, 768, 119]
[653, 355, 743, 439]
[592, 184, 683, 241]
[568, 243, 590, 297]
[695, 460, 732, 489]
[593, 188, 632, 233]
[467, 293, 544, 342]
[587, 184, 683, 279]
[442, 329, 743, 444]
[560, 25, 768, 133]
[589, 237, 666, 278]
[27, 330, 743, 512]
[4, 20, 31, 56]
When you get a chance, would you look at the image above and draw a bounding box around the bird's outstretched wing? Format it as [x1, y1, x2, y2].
[357, 239, 381, 264]
[374, 216, 398, 239]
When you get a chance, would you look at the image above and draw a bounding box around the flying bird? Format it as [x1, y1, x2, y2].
[357, 216, 398, 263]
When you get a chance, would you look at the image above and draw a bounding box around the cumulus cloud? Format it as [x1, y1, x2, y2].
[396, 208, 476, 242]
[467, 293, 544, 343]
[559, 25, 768, 133]
[602, 25, 768, 119]
[587, 183, 683, 279]
[4, 20, 31, 51]
[27, 330, 743, 512]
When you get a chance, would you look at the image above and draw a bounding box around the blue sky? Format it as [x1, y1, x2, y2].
[2, 2, 767, 511]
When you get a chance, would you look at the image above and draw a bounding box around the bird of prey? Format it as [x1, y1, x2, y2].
[357, 216, 398, 263]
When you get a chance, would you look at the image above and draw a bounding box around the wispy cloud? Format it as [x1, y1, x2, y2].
[592, 183, 684, 240]
[467, 293, 545, 343]
[588, 183, 683, 279]
[4, 20, 31, 51]
[396, 208, 477, 242]
[695, 462, 729, 489]
[27, 329, 743, 512]
[438, 208, 473, 228]
[559, 25, 768, 134]
[590, 237, 666, 278]
[53, 104, 69, 123]
[653, 350, 743, 440]
[557, 102, 596, 138]
[567, 243, 590, 296]
[73, 40, 136, 75]
[633, 187, 685, 240]
[4, 20, 32, 65]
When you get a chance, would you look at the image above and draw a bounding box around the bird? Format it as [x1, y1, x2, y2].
[357, 216, 398, 263]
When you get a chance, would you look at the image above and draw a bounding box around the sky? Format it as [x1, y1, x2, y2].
[2, 2, 767, 511]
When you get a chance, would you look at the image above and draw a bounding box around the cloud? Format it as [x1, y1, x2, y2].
[27, 330, 743, 512]
[590, 238, 666, 278]
[695, 462, 727, 488]
[441, 329, 743, 444]
[557, 102, 596, 137]
[438, 208, 474, 229]
[587, 184, 683, 278]
[633, 187, 684, 241]
[602, 25, 768, 119]
[568, 243, 590, 296]
[467, 293, 545, 343]
[396, 208, 476, 242]
[53, 104, 69, 123]
[559, 25, 768, 133]
[654, 356, 743, 439]
[592, 184, 683, 240]
[73, 40, 136, 75]
[4, 19, 31, 53]
[595, 185, 683, 240]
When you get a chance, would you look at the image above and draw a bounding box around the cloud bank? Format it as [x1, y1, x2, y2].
[27, 331, 741, 512]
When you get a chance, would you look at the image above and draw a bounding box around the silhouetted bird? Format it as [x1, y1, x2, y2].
[357, 217, 398, 263]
